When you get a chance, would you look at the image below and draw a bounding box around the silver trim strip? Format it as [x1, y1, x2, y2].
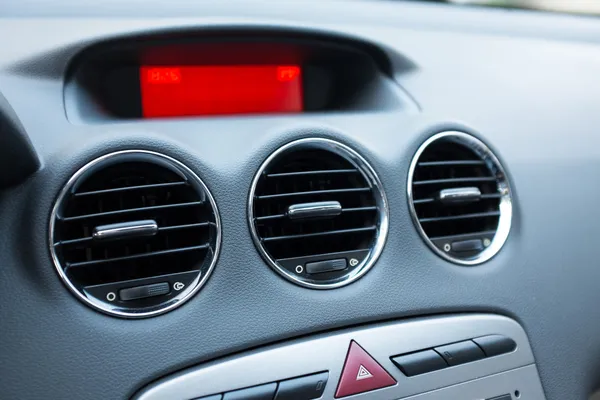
[93, 220, 158, 241]
[133, 314, 542, 400]
[248, 138, 389, 289]
[407, 131, 512, 265]
[287, 201, 342, 220]
[49, 150, 222, 318]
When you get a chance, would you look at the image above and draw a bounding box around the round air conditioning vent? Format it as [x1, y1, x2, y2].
[249, 138, 388, 289]
[408, 131, 512, 265]
[50, 150, 221, 318]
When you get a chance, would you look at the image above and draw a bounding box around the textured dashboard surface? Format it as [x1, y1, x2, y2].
[1, 1, 600, 400]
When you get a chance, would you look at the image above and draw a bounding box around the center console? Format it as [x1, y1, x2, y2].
[134, 314, 544, 400]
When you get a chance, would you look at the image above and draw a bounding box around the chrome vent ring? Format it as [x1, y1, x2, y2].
[408, 131, 512, 265]
[49, 150, 221, 318]
[248, 138, 389, 289]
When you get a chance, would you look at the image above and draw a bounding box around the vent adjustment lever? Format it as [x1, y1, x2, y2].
[93, 220, 158, 241]
[287, 201, 342, 220]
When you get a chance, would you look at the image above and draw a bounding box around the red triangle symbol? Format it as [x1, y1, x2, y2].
[335, 341, 396, 398]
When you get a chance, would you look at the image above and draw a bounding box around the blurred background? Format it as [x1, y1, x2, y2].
[450, 0, 600, 15]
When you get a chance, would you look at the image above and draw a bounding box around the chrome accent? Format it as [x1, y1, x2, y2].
[407, 131, 512, 266]
[49, 150, 222, 318]
[438, 187, 481, 204]
[287, 201, 342, 220]
[92, 220, 158, 241]
[248, 138, 389, 289]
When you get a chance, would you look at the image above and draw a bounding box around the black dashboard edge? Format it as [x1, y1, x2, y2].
[0, 92, 40, 188]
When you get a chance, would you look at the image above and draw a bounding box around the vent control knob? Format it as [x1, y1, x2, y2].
[119, 282, 170, 301]
[305, 259, 348, 275]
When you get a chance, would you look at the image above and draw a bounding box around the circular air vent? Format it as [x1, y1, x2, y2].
[249, 138, 388, 289]
[408, 132, 512, 265]
[49, 150, 221, 318]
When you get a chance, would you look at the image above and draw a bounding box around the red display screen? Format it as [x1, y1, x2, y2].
[140, 65, 303, 118]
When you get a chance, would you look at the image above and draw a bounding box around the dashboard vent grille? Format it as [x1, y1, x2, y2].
[249, 138, 388, 288]
[50, 151, 221, 318]
[408, 132, 512, 265]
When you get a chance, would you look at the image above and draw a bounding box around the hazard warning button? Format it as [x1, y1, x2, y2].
[335, 341, 396, 398]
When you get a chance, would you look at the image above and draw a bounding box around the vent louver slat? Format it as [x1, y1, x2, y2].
[256, 187, 371, 200]
[261, 226, 378, 243]
[408, 132, 512, 265]
[249, 138, 388, 289]
[413, 193, 501, 205]
[65, 244, 211, 269]
[50, 150, 221, 318]
[266, 169, 359, 178]
[60, 200, 204, 221]
[418, 211, 501, 224]
[417, 160, 486, 167]
[254, 206, 377, 221]
[412, 177, 497, 186]
[73, 181, 188, 197]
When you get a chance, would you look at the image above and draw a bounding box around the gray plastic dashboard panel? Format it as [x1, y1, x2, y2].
[135, 314, 543, 400]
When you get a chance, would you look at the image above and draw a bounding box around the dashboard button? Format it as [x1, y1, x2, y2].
[451, 239, 484, 252]
[473, 335, 517, 357]
[391, 350, 448, 376]
[434, 341, 485, 366]
[305, 259, 347, 274]
[223, 383, 277, 400]
[274, 372, 328, 400]
[119, 282, 170, 301]
[335, 341, 396, 398]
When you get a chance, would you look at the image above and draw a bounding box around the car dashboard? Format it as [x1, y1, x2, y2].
[1, 1, 600, 400]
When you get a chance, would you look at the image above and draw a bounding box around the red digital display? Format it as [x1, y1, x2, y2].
[140, 65, 303, 118]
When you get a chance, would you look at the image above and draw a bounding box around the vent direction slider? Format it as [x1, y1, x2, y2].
[438, 187, 481, 204]
[93, 220, 158, 241]
[287, 201, 342, 220]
